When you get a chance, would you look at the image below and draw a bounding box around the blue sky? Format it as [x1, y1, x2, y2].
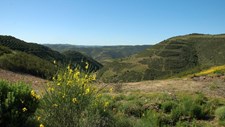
[0, 0, 225, 45]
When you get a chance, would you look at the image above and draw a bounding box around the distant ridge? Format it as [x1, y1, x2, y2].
[45, 44, 151, 62]
[98, 34, 225, 82]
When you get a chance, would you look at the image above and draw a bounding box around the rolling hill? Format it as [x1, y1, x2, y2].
[0, 35, 102, 79]
[44, 44, 151, 62]
[98, 34, 225, 82]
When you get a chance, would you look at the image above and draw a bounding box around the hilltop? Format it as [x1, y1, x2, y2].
[0, 35, 102, 79]
[98, 34, 225, 82]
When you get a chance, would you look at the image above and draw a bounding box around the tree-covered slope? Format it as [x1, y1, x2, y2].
[0, 35, 64, 62]
[98, 34, 225, 82]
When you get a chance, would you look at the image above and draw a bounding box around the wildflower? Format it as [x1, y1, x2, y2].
[104, 101, 109, 107]
[62, 93, 66, 98]
[74, 71, 80, 79]
[67, 65, 70, 70]
[85, 88, 90, 94]
[48, 87, 54, 92]
[52, 104, 58, 107]
[91, 74, 96, 80]
[37, 116, 41, 121]
[69, 69, 73, 74]
[85, 62, 89, 70]
[67, 80, 72, 85]
[40, 124, 44, 127]
[22, 107, 27, 112]
[31, 90, 36, 97]
[57, 83, 61, 86]
[72, 98, 78, 103]
[53, 60, 56, 64]
[109, 88, 113, 93]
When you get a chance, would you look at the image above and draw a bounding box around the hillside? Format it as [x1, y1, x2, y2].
[98, 34, 225, 82]
[44, 44, 151, 62]
[0, 35, 102, 79]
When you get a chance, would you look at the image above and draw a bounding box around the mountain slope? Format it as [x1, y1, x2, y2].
[0, 35, 102, 78]
[98, 34, 225, 82]
[44, 44, 151, 62]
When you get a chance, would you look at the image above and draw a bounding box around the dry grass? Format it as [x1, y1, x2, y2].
[1, 68, 225, 98]
[99, 78, 225, 98]
[0, 69, 47, 91]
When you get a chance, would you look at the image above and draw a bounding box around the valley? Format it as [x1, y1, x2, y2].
[1, 34, 225, 126]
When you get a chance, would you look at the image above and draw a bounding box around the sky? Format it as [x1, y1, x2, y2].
[0, 0, 225, 45]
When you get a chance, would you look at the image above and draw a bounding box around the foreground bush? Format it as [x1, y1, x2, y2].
[0, 80, 40, 127]
[215, 106, 225, 126]
[38, 64, 114, 127]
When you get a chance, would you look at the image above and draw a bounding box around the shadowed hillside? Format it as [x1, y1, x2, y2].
[98, 34, 225, 82]
[0, 35, 102, 79]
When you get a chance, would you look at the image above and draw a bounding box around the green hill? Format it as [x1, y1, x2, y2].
[0, 35, 102, 79]
[44, 44, 151, 62]
[98, 34, 225, 82]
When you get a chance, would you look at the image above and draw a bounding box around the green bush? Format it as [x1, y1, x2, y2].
[215, 106, 225, 125]
[161, 101, 177, 113]
[0, 80, 40, 127]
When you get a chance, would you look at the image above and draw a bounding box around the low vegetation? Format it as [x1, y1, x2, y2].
[1, 65, 225, 126]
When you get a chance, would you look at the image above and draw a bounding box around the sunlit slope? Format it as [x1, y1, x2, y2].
[98, 34, 225, 82]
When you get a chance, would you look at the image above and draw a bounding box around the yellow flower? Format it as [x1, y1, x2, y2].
[85, 62, 89, 70]
[91, 74, 96, 80]
[57, 83, 61, 86]
[109, 88, 113, 93]
[52, 104, 58, 107]
[62, 93, 66, 98]
[31, 90, 35, 97]
[69, 69, 73, 74]
[22, 107, 27, 112]
[72, 98, 78, 103]
[48, 87, 54, 92]
[74, 71, 80, 79]
[40, 124, 44, 127]
[104, 101, 109, 107]
[85, 88, 90, 94]
[37, 116, 41, 121]
[67, 65, 71, 70]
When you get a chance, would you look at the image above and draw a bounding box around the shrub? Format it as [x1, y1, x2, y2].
[0, 80, 40, 127]
[161, 101, 177, 113]
[215, 106, 225, 125]
[38, 64, 114, 127]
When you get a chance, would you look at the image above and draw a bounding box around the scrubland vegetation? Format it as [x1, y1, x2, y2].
[1, 64, 225, 127]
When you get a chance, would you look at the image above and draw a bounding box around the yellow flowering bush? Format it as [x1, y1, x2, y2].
[195, 65, 225, 76]
[38, 64, 114, 127]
